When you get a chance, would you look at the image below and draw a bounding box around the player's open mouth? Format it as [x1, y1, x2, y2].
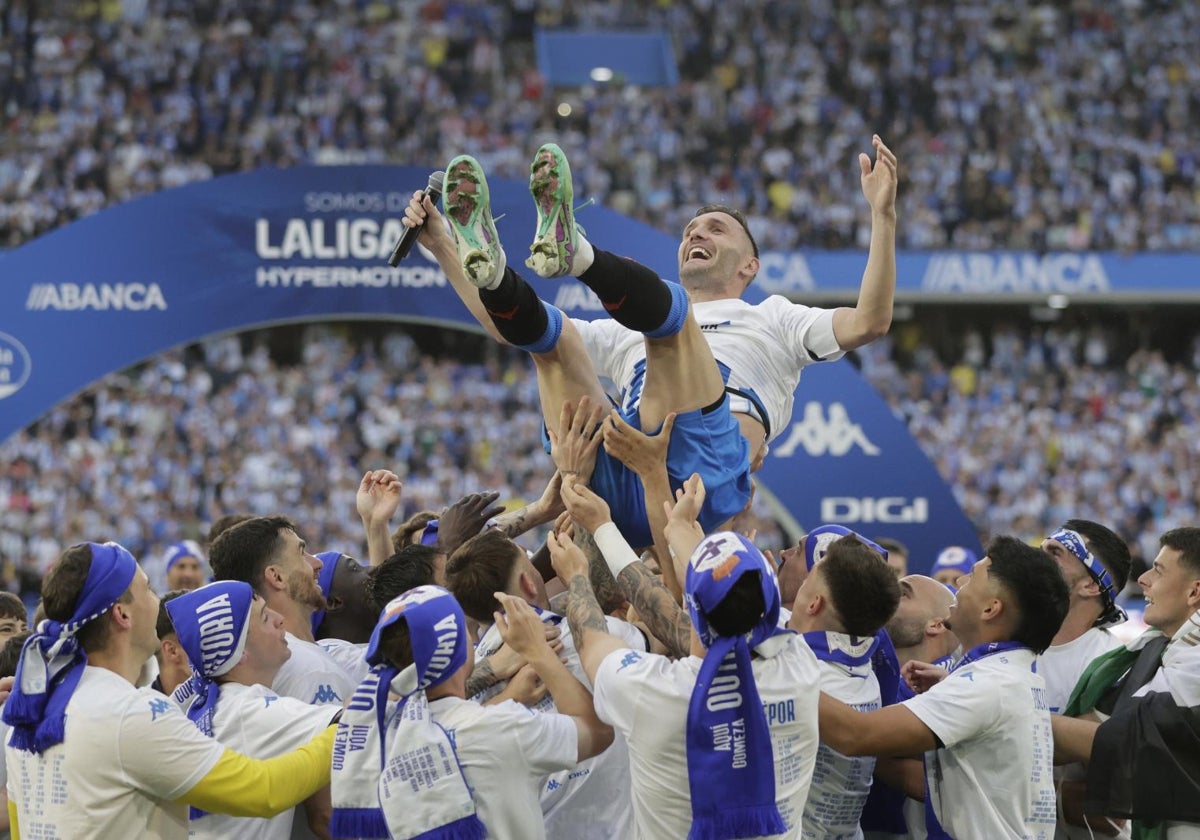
[687, 246, 712, 263]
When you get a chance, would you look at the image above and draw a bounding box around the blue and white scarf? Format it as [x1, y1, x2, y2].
[166, 581, 255, 819]
[167, 581, 255, 737]
[331, 585, 485, 840]
[685, 532, 793, 840]
[923, 640, 1029, 839]
[3, 542, 138, 753]
[1047, 527, 1127, 628]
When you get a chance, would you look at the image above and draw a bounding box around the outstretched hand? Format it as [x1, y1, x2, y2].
[356, 469, 403, 525]
[602, 409, 675, 476]
[439, 491, 505, 555]
[548, 397, 606, 482]
[859, 134, 898, 218]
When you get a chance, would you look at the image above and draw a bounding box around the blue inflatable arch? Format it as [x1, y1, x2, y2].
[0, 165, 982, 564]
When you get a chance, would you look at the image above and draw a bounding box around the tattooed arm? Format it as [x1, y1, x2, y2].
[615, 563, 693, 659]
[490, 472, 565, 540]
[547, 532, 630, 685]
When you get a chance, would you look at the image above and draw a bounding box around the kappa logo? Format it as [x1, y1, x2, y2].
[773, 402, 881, 458]
[148, 698, 172, 721]
[616, 651, 643, 672]
[311, 684, 342, 705]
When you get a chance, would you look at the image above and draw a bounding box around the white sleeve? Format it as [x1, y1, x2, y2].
[226, 692, 339, 754]
[902, 670, 1003, 749]
[116, 690, 226, 800]
[571, 317, 623, 380]
[604, 616, 648, 652]
[765, 296, 844, 364]
[592, 648, 669, 734]
[489, 700, 579, 774]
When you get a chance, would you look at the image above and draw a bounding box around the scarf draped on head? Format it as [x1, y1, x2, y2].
[166, 581, 255, 818]
[685, 532, 794, 840]
[3, 542, 138, 754]
[331, 585, 485, 840]
[1047, 527, 1127, 628]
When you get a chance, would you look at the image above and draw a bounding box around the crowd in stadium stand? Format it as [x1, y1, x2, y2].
[1, 321, 1196, 604]
[1, 0, 1197, 251]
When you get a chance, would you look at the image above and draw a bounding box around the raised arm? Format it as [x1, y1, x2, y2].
[356, 469, 403, 567]
[402, 191, 506, 343]
[495, 592, 614, 761]
[831, 135, 897, 351]
[602, 408, 680, 601]
[662, 473, 707, 587]
[560, 479, 692, 659]
[818, 693, 938, 758]
[547, 531, 630, 685]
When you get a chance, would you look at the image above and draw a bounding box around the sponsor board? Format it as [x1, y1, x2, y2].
[820, 497, 929, 524]
[26, 283, 167, 311]
[0, 332, 32, 399]
[773, 402, 881, 457]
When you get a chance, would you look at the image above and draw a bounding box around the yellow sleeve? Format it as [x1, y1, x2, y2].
[8, 797, 18, 840]
[176, 724, 335, 818]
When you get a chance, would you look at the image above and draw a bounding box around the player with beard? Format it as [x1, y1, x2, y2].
[402, 137, 898, 548]
[210, 517, 353, 707]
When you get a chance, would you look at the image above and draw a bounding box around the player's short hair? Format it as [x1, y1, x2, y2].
[821, 536, 901, 637]
[42, 543, 134, 654]
[209, 515, 297, 594]
[693, 204, 759, 258]
[366, 545, 441, 615]
[987, 536, 1070, 654]
[446, 530, 524, 624]
[705, 572, 768, 638]
[207, 513, 255, 547]
[393, 511, 439, 552]
[0, 591, 26, 622]
[1161, 527, 1200, 578]
[155, 589, 190, 641]
[0, 631, 31, 679]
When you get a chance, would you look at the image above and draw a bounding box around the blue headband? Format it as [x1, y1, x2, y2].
[366, 585, 468, 688]
[164, 540, 203, 574]
[1047, 528, 1127, 627]
[803, 524, 889, 571]
[419, 520, 440, 547]
[310, 550, 344, 635]
[684, 532, 790, 839]
[3, 542, 138, 754]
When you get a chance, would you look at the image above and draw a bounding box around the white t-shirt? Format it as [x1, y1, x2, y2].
[803, 638, 882, 840]
[1039, 627, 1128, 840]
[473, 614, 645, 839]
[903, 647, 1056, 840]
[188, 683, 336, 840]
[575, 295, 842, 442]
[426, 696, 579, 840]
[272, 632, 355, 706]
[316, 637, 370, 688]
[592, 633, 823, 839]
[5, 666, 224, 839]
[1038, 627, 1123, 715]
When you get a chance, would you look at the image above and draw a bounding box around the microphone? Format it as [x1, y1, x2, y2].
[388, 171, 445, 266]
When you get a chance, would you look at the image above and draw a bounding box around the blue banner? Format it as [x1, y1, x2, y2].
[0, 165, 981, 566]
[756, 249, 1200, 298]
